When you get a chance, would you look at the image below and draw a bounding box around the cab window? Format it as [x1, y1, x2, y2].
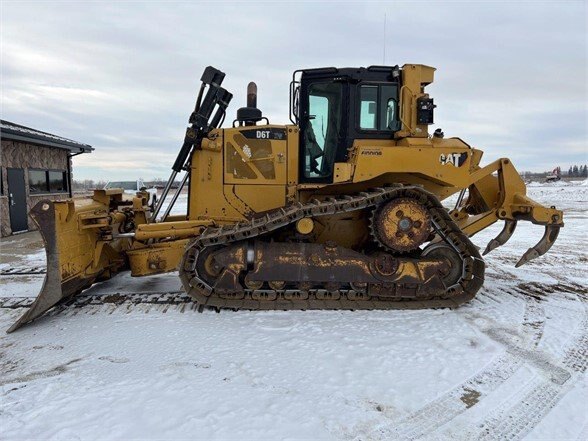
[381, 85, 398, 130]
[358, 84, 399, 131]
[303, 82, 342, 179]
[360, 86, 378, 129]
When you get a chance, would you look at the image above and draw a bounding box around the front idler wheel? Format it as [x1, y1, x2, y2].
[195, 246, 225, 286]
[421, 243, 463, 288]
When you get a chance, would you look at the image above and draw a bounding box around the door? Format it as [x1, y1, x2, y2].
[7, 168, 28, 233]
[300, 81, 344, 183]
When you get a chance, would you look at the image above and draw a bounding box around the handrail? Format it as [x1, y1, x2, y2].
[399, 85, 415, 133]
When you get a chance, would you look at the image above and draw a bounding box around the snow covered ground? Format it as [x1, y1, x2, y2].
[1, 182, 587, 440]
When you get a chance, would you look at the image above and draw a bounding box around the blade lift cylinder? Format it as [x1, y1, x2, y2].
[151, 66, 232, 221]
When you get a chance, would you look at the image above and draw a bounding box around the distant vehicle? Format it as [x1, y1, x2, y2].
[545, 167, 561, 183]
[104, 180, 157, 206]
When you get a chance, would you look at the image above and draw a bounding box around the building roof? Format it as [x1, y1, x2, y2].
[0, 120, 93, 154]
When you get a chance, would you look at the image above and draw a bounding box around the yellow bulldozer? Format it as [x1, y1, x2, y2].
[8, 64, 563, 332]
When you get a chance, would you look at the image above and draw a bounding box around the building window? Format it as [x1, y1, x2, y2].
[29, 169, 48, 193]
[49, 170, 67, 192]
[29, 169, 68, 194]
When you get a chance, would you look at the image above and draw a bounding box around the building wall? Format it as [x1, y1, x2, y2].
[0, 140, 71, 237]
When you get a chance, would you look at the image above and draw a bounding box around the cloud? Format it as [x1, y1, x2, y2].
[1, 1, 586, 180]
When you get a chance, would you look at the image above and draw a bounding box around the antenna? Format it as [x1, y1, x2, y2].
[383, 13, 387, 65]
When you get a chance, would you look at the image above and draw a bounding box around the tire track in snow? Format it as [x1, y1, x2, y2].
[358, 354, 523, 441]
[520, 295, 545, 348]
[356, 284, 585, 441]
[3, 284, 584, 440]
[561, 302, 588, 374]
[353, 287, 546, 441]
[577, 421, 588, 441]
[466, 294, 587, 440]
[475, 378, 567, 441]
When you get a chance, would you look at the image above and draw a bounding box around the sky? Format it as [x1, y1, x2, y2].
[1, 1, 586, 180]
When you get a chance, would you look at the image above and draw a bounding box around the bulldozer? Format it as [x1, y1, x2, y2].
[8, 64, 564, 332]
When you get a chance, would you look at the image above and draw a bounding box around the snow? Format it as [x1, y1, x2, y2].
[1, 183, 587, 440]
[157, 192, 188, 218]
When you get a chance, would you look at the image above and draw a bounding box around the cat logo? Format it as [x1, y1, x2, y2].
[439, 152, 467, 167]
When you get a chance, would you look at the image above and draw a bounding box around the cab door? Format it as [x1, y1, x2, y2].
[299, 81, 344, 183]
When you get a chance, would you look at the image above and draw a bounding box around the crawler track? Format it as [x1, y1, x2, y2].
[0, 267, 46, 276]
[0, 291, 190, 312]
[180, 186, 485, 310]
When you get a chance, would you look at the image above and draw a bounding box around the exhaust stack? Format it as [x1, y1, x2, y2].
[247, 82, 257, 108]
[237, 81, 263, 126]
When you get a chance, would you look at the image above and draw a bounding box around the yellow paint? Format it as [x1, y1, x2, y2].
[296, 218, 314, 235]
[39, 63, 563, 294]
[127, 239, 189, 276]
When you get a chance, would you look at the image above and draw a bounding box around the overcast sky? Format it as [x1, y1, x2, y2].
[1, 1, 586, 180]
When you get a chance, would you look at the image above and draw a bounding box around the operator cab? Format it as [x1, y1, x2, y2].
[290, 66, 402, 183]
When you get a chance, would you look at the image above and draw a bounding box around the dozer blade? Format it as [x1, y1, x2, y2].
[483, 220, 517, 255]
[7, 198, 128, 333]
[515, 224, 561, 268]
[8, 201, 92, 332]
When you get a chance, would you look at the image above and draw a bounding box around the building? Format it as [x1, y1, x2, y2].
[0, 120, 93, 237]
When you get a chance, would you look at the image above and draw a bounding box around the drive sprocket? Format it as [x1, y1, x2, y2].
[370, 197, 431, 253]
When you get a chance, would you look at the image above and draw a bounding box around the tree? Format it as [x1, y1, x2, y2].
[583, 165, 588, 178]
[568, 166, 574, 176]
[573, 165, 579, 177]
